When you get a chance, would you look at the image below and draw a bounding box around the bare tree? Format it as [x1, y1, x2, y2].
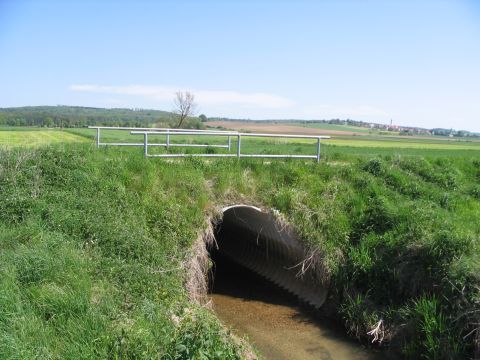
[173, 91, 197, 128]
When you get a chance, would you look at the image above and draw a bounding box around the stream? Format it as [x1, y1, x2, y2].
[210, 253, 396, 360]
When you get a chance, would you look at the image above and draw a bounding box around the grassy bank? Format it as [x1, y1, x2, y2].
[0, 145, 243, 359]
[0, 144, 479, 358]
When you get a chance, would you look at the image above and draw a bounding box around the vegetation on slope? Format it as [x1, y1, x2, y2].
[202, 152, 480, 358]
[0, 144, 479, 359]
[0, 145, 243, 359]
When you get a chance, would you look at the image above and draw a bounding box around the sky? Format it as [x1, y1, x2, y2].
[1, 0, 479, 131]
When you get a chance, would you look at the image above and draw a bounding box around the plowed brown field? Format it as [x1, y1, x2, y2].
[207, 121, 359, 136]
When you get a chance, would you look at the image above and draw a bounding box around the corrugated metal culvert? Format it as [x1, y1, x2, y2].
[213, 205, 327, 308]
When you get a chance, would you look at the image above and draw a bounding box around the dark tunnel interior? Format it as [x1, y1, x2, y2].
[207, 206, 327, 308]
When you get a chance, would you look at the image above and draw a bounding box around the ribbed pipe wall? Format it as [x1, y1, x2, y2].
[213, 205, 327, 308]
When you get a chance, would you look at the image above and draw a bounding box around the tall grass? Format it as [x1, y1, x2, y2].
[0, 144, 479, 358]
[0, 145, 241, 359]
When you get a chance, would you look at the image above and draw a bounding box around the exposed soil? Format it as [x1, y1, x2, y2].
[207, 121, 360, 136]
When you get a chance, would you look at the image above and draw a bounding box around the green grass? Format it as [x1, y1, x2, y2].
[69, 125, 480, 151]
[0, 130, 88, 147]
[64, 128, 480, 165]
[1, 131, 480, 358]
[68, 128, 233, 147]
[325, 137, 480, 149]
[0, 126, 53, 131]
[0, 145, 244, 359]
[5, 127, 480, 154]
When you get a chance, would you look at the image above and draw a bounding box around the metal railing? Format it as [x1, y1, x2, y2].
[88, 126, 235, 150]
[130, 130, 331, 163]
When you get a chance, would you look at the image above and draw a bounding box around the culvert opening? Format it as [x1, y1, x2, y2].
[207, 205, 390, 360]
[208, 205, 327, 308]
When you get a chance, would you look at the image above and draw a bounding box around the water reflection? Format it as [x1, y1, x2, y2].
[209, 252, 396, 360]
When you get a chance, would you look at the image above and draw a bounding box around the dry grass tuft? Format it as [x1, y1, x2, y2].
[184, 209, 222, 305]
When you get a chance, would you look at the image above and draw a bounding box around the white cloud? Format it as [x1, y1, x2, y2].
[69, 84, 295, 109]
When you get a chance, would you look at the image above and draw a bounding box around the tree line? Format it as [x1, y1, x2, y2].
[0, 106, 205, 129]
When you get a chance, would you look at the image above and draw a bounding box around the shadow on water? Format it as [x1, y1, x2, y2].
[209, 250, 397, 360]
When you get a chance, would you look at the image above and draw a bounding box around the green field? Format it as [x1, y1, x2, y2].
[2, 128, 480, 162]
[0, 129, 88, 147]
[325, 137, 480, 150]
[68, 127, 480, 151]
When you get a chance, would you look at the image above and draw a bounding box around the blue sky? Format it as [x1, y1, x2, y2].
[1, 0, 479, 131]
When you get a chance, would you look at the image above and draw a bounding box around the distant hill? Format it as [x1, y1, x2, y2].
[0, 106, 201, 128]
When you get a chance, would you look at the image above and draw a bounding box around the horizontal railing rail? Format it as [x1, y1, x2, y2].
[129, 130, 331, 163]
[87, 126, 236, 150]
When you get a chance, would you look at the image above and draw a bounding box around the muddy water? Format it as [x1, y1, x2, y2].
[210, 253, 394, 360]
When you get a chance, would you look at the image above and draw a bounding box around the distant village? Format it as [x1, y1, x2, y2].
[347, 119, 479, 138]
[213, 117, 480, 138]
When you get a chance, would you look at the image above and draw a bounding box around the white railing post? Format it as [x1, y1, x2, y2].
[166, 129, 170, 149]
[237, 134, 241, 158]
[227, 136, 231, 151]
[96, 128, 100, 148]
[144, 133, 148, 157]
[316, 137, 321, 163]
